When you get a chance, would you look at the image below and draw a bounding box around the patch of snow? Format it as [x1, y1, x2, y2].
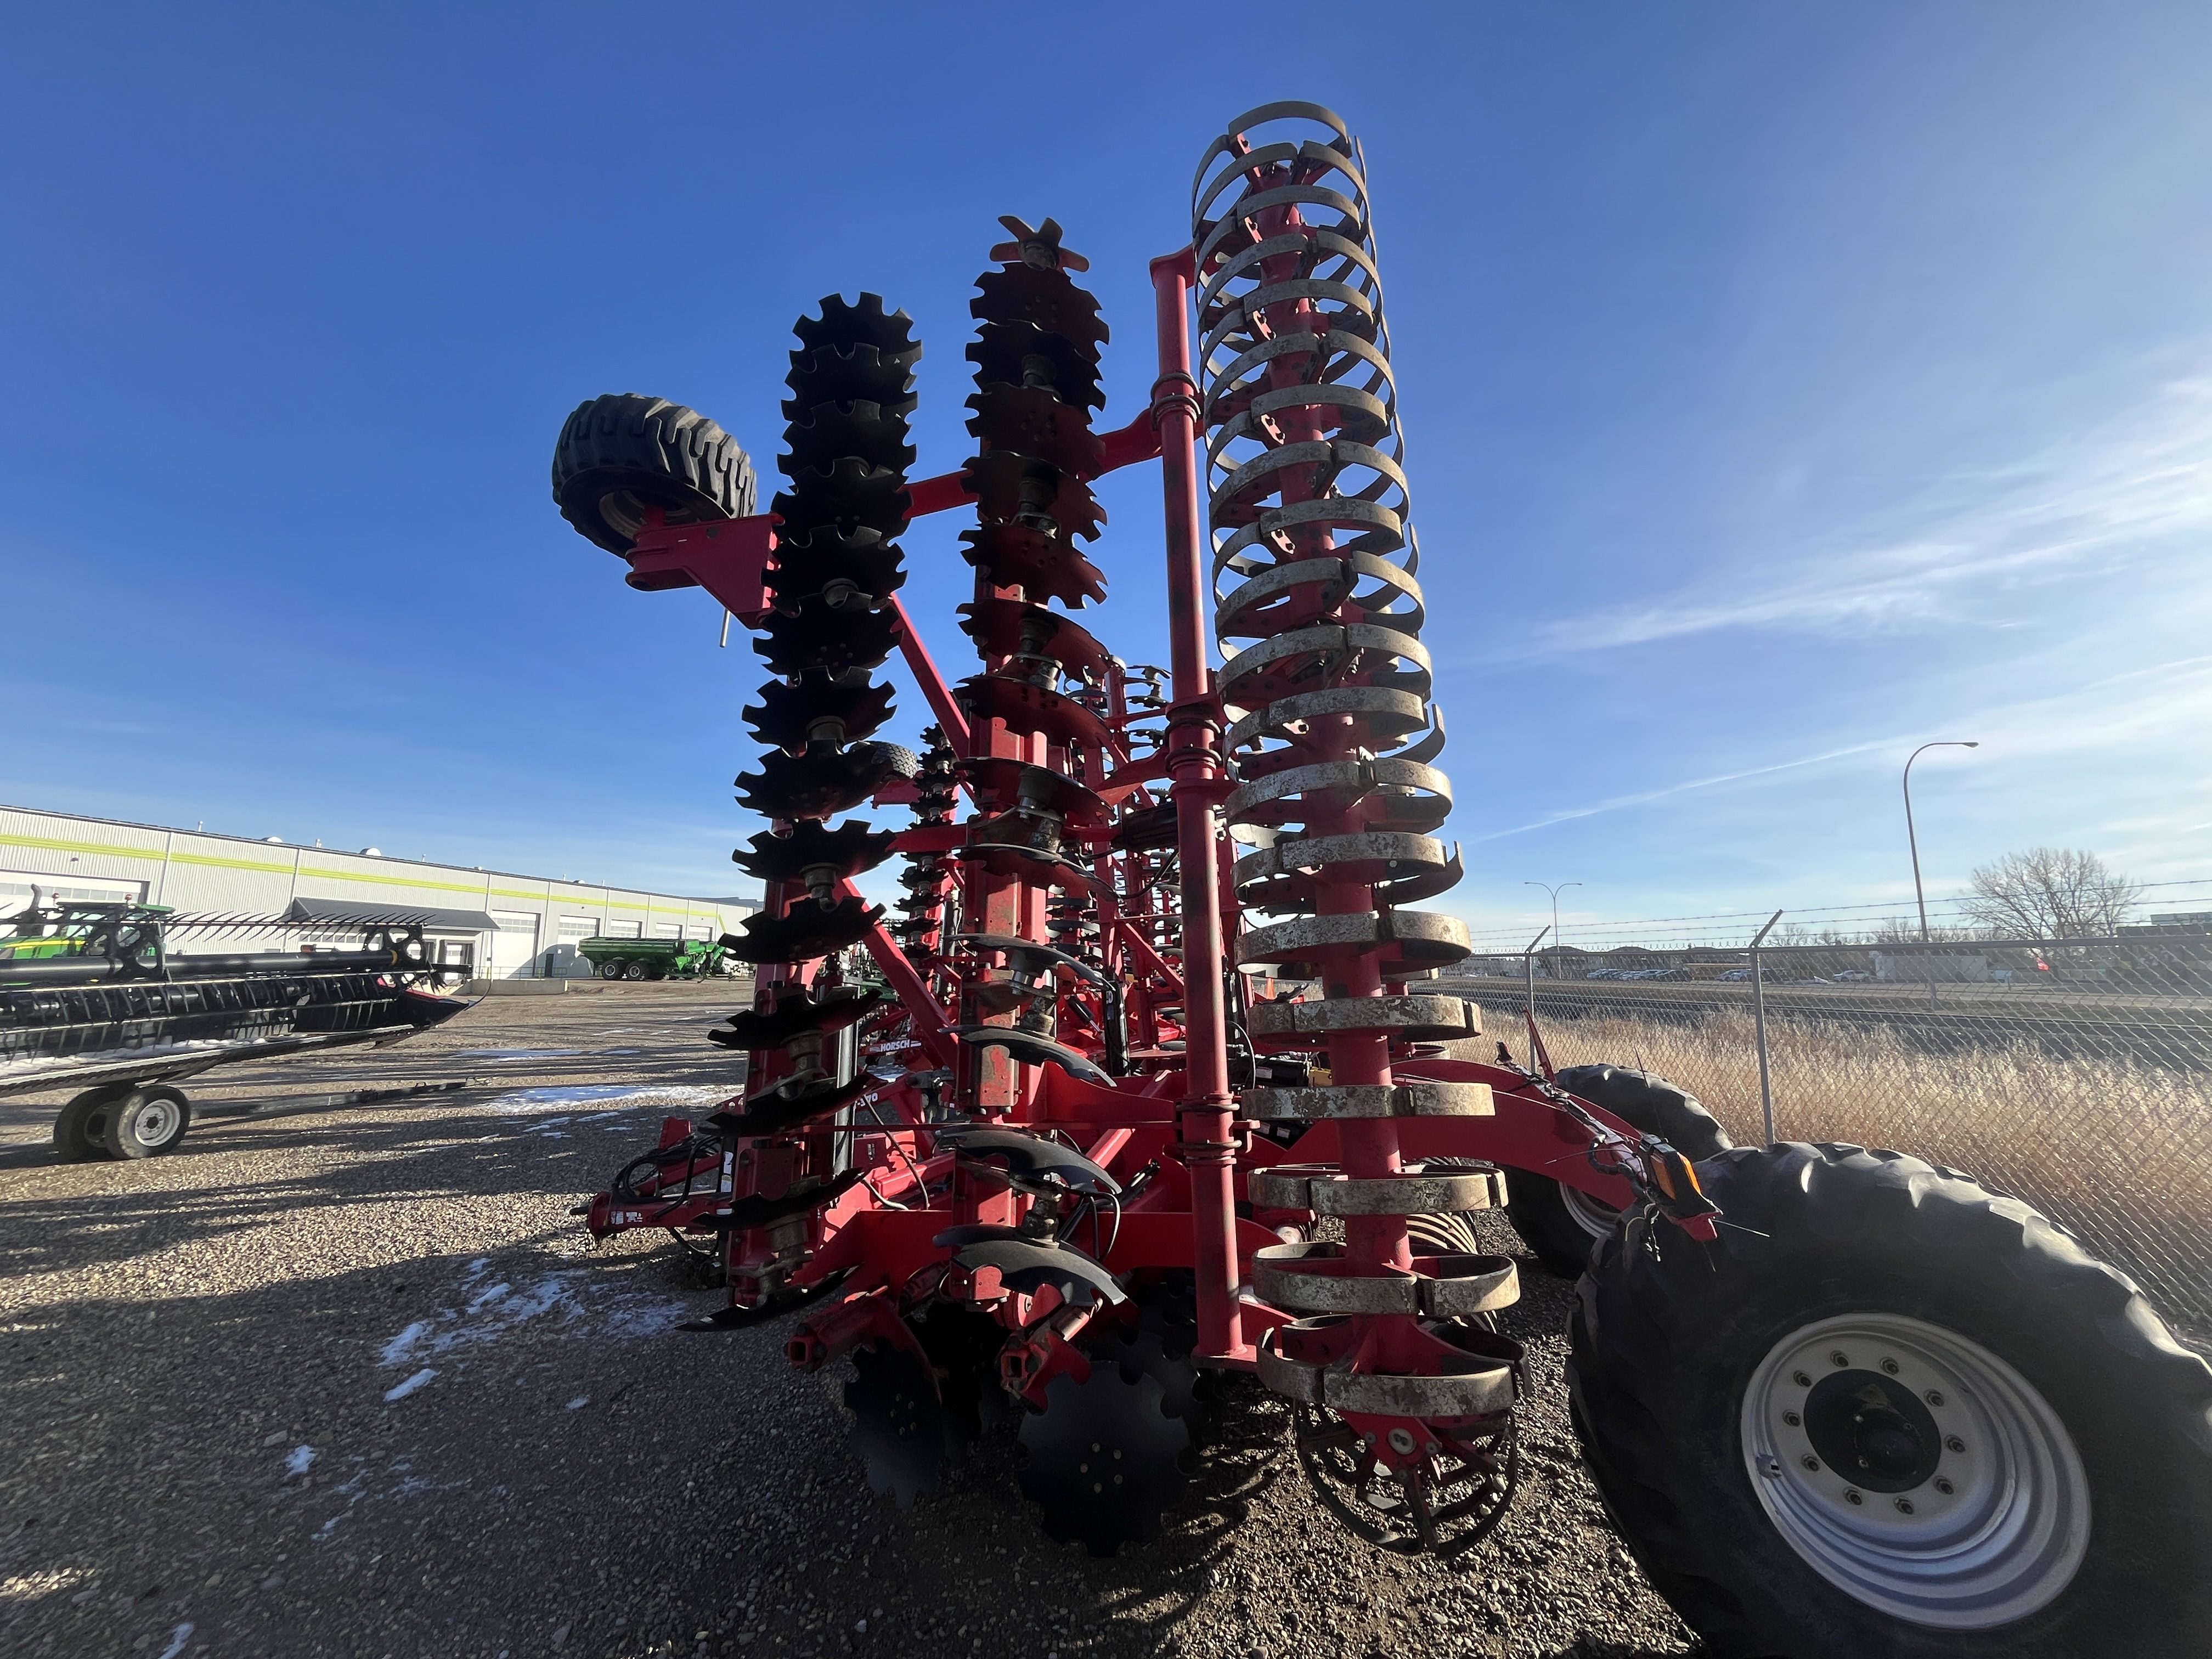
[284, 1444, 315, 1476]
[373, 1264, 713, 1389]
[450, 1048, 584, 1061]
[600, 1296, 699, 1339]
[566, 1395, 589, 1410]
[488, 1084, 729, 1114]
[156, 1623, 195, 1659]
[383, 1368, 436, 1402]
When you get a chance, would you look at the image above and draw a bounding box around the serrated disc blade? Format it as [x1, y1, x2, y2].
[1017, 1363, 1190, 1555]
[770, 456, 911, 540]
[844, 1342, 947, 1510]
[970, 266, 1108, 357]
[965, 384, 1105, 478]
[794, 293, 921, 364]
[743, 676, 896, 751]
[720, 898, 882, 964]
[781, 400, 916, 479]
[785, 342, 917, 420]
[958, 523, 1107, 608]
[751, 602, 901, 680]
[968, 320, 1104, 411]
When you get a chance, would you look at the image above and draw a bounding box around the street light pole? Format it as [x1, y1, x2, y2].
[1902, 742, 1979, 943]
[1523, 881, 1582, 984]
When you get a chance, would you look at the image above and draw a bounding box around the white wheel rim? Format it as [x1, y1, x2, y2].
[1559, 1182, 1621, 1241]
[1741, 1311, 2089, 1629]
[129, 1099, 180, 1148]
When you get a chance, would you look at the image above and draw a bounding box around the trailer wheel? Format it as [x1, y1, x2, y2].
[624, 961, 649, 981]
[599, 960, 624, 980]
[53, 1086, 129, 1162]
[101, 1086, 191, 1159]
[1505, 1063, 1730, 1275]
[1569, 1142, 2212, 1657]
[552, 393, 756, 555]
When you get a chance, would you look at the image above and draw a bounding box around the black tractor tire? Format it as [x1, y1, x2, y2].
[624, 961, 649, 981]
[599, 960, 625, 980]
[552, 393, 757, 555]
[53, 1086, 129, 1162]
[1505, 1062, 1731, 1276]
[1569, 1142, 2212, 1658]
[854, 741, 921, 781]
[100, 1085, 191, 1159]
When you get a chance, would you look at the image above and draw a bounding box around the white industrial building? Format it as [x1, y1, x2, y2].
[0, 804, 755, 979]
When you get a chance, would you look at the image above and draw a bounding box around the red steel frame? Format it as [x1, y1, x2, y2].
[586, 240, 1709, 1382]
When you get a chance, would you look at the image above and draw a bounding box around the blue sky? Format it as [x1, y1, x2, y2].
[3, 4, 2207, 947]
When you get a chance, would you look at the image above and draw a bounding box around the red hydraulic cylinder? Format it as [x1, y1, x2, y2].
[1150, 247, 1248, 1365]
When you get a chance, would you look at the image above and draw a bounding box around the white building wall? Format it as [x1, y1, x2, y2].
[0, 805, 754, 979]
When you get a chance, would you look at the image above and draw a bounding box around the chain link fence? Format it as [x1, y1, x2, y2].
[1436, 903, 2212, 1348]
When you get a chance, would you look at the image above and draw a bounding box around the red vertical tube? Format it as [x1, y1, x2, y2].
[1150, 249, 1246, 1364]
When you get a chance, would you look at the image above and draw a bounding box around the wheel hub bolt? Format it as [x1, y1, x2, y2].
[1946, 1435, 1966, 1453]
[1386, 1427, 1417, 1455]
[1934, 1477, 1955, 1495]
[1793, 1370, 1813, 1387]
[1830, 1351, 1850, 1367]
[1925, 1390, 1945, 1407]
[1782, 1411, 1802, 1427]
[1801, 1454, 1821, 1471]
[1845, 1489, 1864, 1505]
[1881, 1358, 1900, 1375]
[1894, 1498, 1915, 1514]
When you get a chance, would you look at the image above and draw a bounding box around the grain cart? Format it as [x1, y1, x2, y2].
[549, 103, 2211, 1657]
[576, 934, 731, 981]
[1, 900, 471, 1158]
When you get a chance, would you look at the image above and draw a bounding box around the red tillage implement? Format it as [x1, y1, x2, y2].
[549, 103, 2212, 1654]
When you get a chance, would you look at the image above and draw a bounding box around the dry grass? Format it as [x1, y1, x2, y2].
[1461, 998, 2212, 1344]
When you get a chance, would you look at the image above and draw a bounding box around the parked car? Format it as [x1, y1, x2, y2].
[1717, 967, 1753, 981]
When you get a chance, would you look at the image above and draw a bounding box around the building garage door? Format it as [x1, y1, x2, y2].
[550, 916, 599, 978]
[487, 911, 541, 978]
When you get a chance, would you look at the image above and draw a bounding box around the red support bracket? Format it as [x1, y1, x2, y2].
[901, 408, 1161, 520]
[840, 877, 957, 1070]
[889, 595, 973, 754]
[624, 515, 776, 618]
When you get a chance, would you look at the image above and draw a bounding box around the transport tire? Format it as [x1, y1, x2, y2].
[1504, 1063, 1730, 1275]
[53, 1086, 128, 1162]
[100, 1085, 191, 1159]
[1568, 1142, 2212, 1658]
[854, 741, 922, 781]
[624, 961, 649, 981]
[599, 960, 625, 980]
[552, 393, 756, 555]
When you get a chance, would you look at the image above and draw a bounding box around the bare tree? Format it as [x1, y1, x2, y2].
[1963, 847, 2141, 940]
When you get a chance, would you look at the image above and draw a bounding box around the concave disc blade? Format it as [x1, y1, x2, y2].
[844, 1342, 949, 1510]
[1017, 1362, 1190, 1555]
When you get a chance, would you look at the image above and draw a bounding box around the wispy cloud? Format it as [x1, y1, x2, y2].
[1466, 654, 2212, 845]
[1469, 738, 1895, 842]
[1488, 366, 2212, 662]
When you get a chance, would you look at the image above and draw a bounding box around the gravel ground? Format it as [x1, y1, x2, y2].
[1, 984, 1693, 1659]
